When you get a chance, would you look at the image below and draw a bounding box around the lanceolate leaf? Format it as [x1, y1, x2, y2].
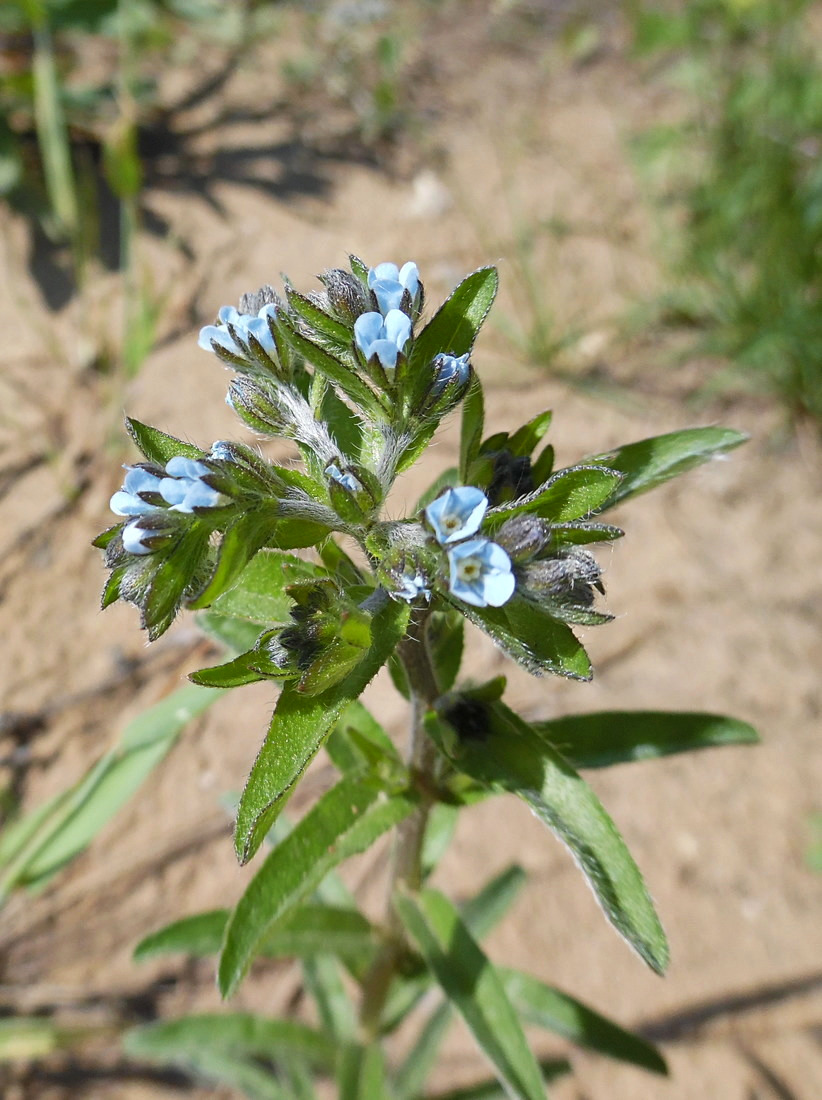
[532, 710, 759, 770]
[124, 1014, 336, 1088]
[126, 417, 203, 465]
[409, 266, 499, 407]
[430, 700, 669, 975]
[135, 905, 377, 968]
[587, 426, 748, 510]
[499, 969, 667, 1075]
[449, 596, 592, 681]
[233, 598, 409, 864]
[484, 466, 622, 532]
[394, 888, 547, 1100]
[459, 374, 485, 482]
[220, 777, 417, 997]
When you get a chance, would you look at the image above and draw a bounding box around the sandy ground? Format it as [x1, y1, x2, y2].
[1, 4, 821, 1097]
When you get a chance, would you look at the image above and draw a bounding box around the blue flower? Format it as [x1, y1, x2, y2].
[393, 571, 432, 603]
[354, 309, 412, 371]
[159, 456, 226, 513]
[325, 463, 362, 493]
[425, 486, 488, 545]
[109, 465, 164, 517]
[121, 516, 166, 556]
[367, 261, 419, 315]
[198, 303, 278, 358]
[447, 539, 515, 608]
[431, 352, 471, 396]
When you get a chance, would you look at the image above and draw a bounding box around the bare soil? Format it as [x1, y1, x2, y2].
[2, 4, 821, 1098]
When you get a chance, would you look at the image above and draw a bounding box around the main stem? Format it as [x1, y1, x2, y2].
[359, 609, 441, 1039]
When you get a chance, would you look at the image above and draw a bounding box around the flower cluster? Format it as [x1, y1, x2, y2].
[109, 453, 227, 555]
[425, 487, 515, 608]
[198, 303, 278, 360]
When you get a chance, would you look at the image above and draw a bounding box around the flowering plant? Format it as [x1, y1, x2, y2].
[95, 257, 754, 1097]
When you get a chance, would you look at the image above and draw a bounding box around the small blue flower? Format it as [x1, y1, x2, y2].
[447, 539, 515, 608]
[325, 463, 362, 493]
[425, 486, 488, 545]
[431, 352, 471, 396]
[198, 303, 278, 358]
[110, 465, 164, 517]
[159, 456, 226, 513]
[121, 517, 163, 556]
[393, 571, 431, 603]
[367, 261, 419, 315]
[354, 309, 412, 371]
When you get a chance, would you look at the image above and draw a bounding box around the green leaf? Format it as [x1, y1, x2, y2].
[0, 685, 221, 897]
[394, 888, 546, 1100]
[548, 522, 623, 547]
[459, 374, 485, 482]
[135, 909, 230, 960]
[189, 651, 268, 689]
[500, 968, 667, 1075]
[142, 525, 213, 641]
[428, 609, 464, 693]
[212, 552, 328, 625]
[277, 312, 383, 417]
[395, 1001, 453, 1099]
[303, 955, 357, 1041]
[126, 418, 203, 465]
[286, 288, 353, 346]
[234, 598, 409, 864]
[421, 802, 460, 880]
[338, 1042, 390, 1100]
[188, 511, 281, 610]
[484, 466, 622, 532]
[461, 864, 527, 941]
[533, 710, 759, 770]
[325, 700, 403, 777]
[450, 596, 592, 681]
[425, 1061, 570, 1100]
[220, 777, 417, 997]
[409, 267, 499, 407]
[507, 410, 553, 458]
[135, 905, 378, 969]
[124, 1013, 335, 1073]
[129, 1045, 289, 1100]
[587, 427, 748, 510]
[431, 700, 669, 974]
[195, 610, 264, 654]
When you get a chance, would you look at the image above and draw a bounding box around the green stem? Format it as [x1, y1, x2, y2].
[359, 610, 441, 1039]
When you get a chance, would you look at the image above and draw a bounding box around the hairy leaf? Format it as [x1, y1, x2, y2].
[588, 426, 748, 510]
[534, 710, 759, 770]
[500, 969, 667, 1074]
[233, 598, 409, 863]
[220, 778, 416, 996]
[430, 700, 669, 974]
[394, 888, 547, 1100]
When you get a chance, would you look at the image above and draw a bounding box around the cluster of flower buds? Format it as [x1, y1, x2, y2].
[109, 454, 229, 555]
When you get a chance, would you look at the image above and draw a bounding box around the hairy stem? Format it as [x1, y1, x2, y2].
[359, 609, 441, 1039]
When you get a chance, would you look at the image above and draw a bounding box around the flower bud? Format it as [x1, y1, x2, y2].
[518, 548, 604, 606]
[495, 515, 551, 563]
[227, 377, 287, 435]
[319, 268, 371, 324]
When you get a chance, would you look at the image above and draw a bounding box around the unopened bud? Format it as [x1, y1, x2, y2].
[319, 268, 371, 324]
[495, 515, 551, 563]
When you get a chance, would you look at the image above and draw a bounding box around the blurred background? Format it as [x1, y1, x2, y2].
[1, 1, 822, 1097]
